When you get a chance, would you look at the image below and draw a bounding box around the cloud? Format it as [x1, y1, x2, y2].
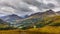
[47, 3, 55, 9]
[23, 0, 56, 11]
[0, 0, 33, 16]
[0, 0, 59, 16]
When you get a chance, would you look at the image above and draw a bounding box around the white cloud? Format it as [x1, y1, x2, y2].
[29, 5, 40, 12]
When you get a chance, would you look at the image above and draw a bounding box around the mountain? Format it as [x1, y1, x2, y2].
[22, 15, 29, 18]
[28, 9, 56, 19]
[0, 19, 6, 24]
[56, 11, 60, 15]
[15, 9, 60, 29]
[17, 15, 60, 30]
[0, 14, 23, 22]
[0, 9, 56, 23]
[44, 9, 55, 15]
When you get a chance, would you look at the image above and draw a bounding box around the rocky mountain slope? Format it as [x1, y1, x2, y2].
[0, 9, 60, 30]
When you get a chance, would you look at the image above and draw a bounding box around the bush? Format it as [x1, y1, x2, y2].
[50, 23, 60, 26]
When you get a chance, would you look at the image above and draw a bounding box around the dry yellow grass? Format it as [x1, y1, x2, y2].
[0, 29, 20, 34]
[27, 26, 60, 34]
[0, 26, 60, 34]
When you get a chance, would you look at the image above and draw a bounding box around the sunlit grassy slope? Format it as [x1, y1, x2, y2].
[27, 15, 60, 34]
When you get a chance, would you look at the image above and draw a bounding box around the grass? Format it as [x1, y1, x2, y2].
[0, 26, 60, 34]
[27, 26, 60, 34]
[0, 29, 20, 34]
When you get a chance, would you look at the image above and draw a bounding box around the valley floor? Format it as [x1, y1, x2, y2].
[0, 26, 60, 34]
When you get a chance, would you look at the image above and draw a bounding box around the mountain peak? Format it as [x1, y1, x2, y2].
[8, 14, 23, 19]
[8, 14, 18, 17]
[46, 9, 54, 12]
[45, 9, 55, 15]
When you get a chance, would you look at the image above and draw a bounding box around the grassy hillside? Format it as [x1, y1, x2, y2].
[26, 15, 60, 34]
[0, 15, 60, 34]
[16, 15, 60, 30]
[0, 26, 60, 34]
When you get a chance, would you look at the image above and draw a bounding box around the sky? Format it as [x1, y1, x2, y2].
[0, 0, 60, 16]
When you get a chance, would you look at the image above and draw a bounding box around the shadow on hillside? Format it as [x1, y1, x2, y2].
[20, 31, 59, 34]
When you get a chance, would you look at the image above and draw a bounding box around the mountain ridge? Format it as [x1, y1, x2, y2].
[0, 14, 23, 22]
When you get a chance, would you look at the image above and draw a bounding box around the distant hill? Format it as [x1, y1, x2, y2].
[0, 19, 10, 29]
[0, 19, 6, 24]
[0, 14, 23, 22]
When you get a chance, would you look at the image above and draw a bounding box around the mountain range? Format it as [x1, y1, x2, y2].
[0, 9, 60, 29]
[0, 9, 59, 22]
